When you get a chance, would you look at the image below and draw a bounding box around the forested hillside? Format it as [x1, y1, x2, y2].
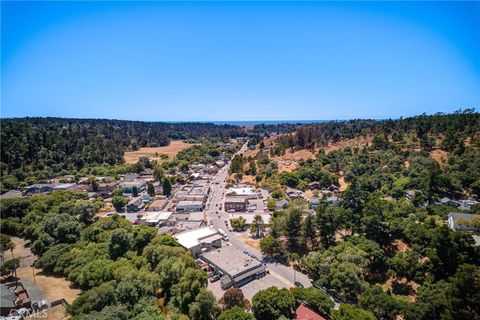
[0, 117, 244, 180]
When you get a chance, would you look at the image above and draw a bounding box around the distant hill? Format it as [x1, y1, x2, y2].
[0, 117, 244, 177]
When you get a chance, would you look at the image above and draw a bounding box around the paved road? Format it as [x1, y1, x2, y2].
[205, 143, 313, 289]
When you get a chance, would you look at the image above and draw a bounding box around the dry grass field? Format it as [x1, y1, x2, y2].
[124, 140, 195, 164]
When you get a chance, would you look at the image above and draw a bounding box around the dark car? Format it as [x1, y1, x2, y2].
[294, 281, 304, 288]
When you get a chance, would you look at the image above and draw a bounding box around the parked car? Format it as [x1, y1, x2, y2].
[294, 281, 304, 288]
[209, 275, 220, 283]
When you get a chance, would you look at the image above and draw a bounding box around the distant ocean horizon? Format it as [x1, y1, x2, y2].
[168, 120, 332, 126]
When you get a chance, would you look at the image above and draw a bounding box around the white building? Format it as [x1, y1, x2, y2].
[139, 211, 172, 226]
[174, 227, 222, 256]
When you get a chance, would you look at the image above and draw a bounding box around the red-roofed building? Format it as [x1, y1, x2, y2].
[296, 304, 326, 320]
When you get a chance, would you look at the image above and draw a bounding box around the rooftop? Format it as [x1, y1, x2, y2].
[201, 246, 262, 278]
[177, 200, 204, 206]
[140, 211, 172, 222]
[296, 304, 326, 320]
[228, 187, 257, 196]
[449, 212, 480, 222]
[175, 226, 219, 249]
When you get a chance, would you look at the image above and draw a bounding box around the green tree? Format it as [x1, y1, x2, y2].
[332, 304, 376, 320]
[147, 182, 156, 196]
[230, 216, 246, 231]
[260, 235, 285, 260]
[220, 288, 249, 310]
[250, 214, 263, 238]
[108, 228, 133, 259]
[218, 306, 255, 320]
[302, 212, 316, 248]
[112, 195, 127, 212]
[169, 268, 207, 314]
[188, 288, 221, 320]
[163, 179, 172, 197]
[252, 287, 295, 320]
[291, 287, 334, 316]
[132, 186, 139, 197]
[285, 203, 304, 247]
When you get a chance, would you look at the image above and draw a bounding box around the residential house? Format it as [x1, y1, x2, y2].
[23, 184, 54, 196]
[295, 304, 326, 320]
[306, 182, 321, 190]
[448, 213, 480, 231]
[139, 211, 172, 226]
[127, 197, 144, 212]
[275, 200, 289, 210]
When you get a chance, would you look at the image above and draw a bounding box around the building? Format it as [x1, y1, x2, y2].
[176, 200, 204, 212]
[275, 200, 289, 210]
[448, 213, 480, 231]
[148, 199, 167, 211]
[139, 211, 172, 226]
[227, 187, 258, 199]
[127, 197, 144, 212]
[119, 179, 146, 193]
[173, 220, 206, 233]
[23, 184, 54, 196]
[306, 182, 321, 190]
[174, 227, 222, 256]
[323, 195, 340, 206]
[200, 246, 266, 289]
[188, 211, 205, 222]
[225, 196, 248, 212]
[458, 199, 479, 210]
[53, 183, 79, 191]
[295, 304, 326, 320]
[98, 182, 117, 192]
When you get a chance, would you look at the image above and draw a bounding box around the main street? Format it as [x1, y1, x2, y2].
[205, 142, 313, 290]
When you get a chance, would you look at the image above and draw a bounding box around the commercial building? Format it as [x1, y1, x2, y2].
[174, 227, 222, 256]
[176, 200, 204, 212]
[227, 187, 258, 199]
[139, 211, 172, 226]
[228, 213, 271, 225]
[225, 196, 248, 212]
[200, 246, 266, 289]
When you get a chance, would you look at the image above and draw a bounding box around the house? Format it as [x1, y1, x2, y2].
[0, 284, 31, 316]
[176, 200, 204, 212]
[119, 179, 146, 193]
[174, 227, 222, 256]
[98, 182, 117, 192]
[448, 213, 480, 231]
[275, 200, 289, 210]
[310, 198, 320, 209]
[323, 195, 340, 206]
[306, 182, 321, 190]
[295, 304, 326, 320]
[127, 197, 144, 212]
[225, 196, 248, 212]
[327, 184, 340, 193]
[148, 199, 167, 211]
[438, 197, 459, 207]
[458, 199, 479, 210]
[153, 181, 163, 195]
[406, 190, 416, 200]
[23, 184, 54, 196]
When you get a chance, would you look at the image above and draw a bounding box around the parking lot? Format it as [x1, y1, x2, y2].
[207, 272, 290, 301]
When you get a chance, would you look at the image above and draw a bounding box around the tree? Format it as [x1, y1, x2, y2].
[230, 216, 246, 231]
[75, 203, 99, 224]
[267, 198, 276, 211]
[250, 214, 263, 238]
[169, 268, 207, 314]
[285, 204, 303, 247]
[252, 287, 295, 320]
[220, 288, 249, 310]
[0, 258, 20, 277]
[132, 186, 139, 197]
[291, 287, 334, 316]
[112, 195, 127, 212]
[316, 206, 338, 247]
[218, 306, 255, 320]
[448, 264, 480, 320]
[359, 285, 404, 320]
[163, 179, 172, 197]
[147, 182, 155, 196]
[413, 280, 452, 320]
[260, 235, 285, 260]
[302, 212, 316, 248]
[332, 304, 376, 320]
[108, 228, 133, 259]
[154, 164, 165, 182]
[188, 288, 221, 320]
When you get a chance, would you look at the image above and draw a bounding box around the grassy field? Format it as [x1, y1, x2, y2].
[124, 140, 195, 164]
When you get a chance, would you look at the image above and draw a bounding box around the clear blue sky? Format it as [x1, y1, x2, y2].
[2, 1, 479, 121]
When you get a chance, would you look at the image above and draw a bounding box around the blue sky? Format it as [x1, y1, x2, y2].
[2, 1, 479, 121]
